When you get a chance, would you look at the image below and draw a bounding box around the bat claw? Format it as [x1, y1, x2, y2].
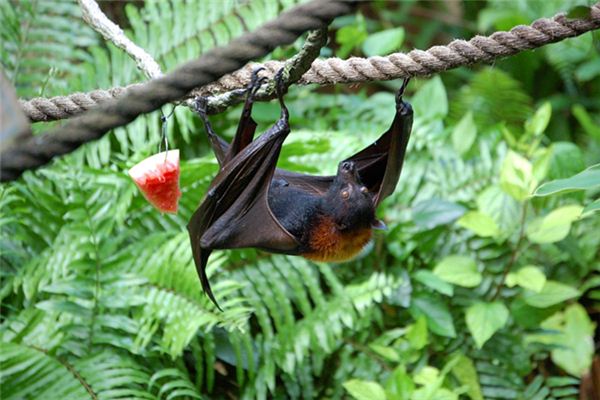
[274, 68, 287, 96]
[396, 77, 411, 105]
[273, 68, 289, 119]
[247, 68, 267, 102]
[193, 96, 209, 117]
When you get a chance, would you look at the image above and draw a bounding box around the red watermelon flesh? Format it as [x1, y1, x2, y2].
[129, 150, 181, 213]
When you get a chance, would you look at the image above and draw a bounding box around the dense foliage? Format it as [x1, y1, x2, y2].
[1, 1, 598, 399]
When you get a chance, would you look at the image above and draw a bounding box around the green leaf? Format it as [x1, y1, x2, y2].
[532, 146, 553, 182]
[433, 255, 482, 288]
[343, 379, 387, 400]
[533, 164, 600, 196]
[541, 304, 595, 377]
[572, 104, 600, 141]
[412, 199, 466, 230]
[386, 365, 414, 400]
[451, 354, 483, 400]
[523, 281, 580, 308]
[582, 198, 600, 216]
[465, 302, 509, 349]
[457, 211, 500, 238]
[362, 27, 404, 57]
[413, 270, 454, 296]
[500, 150, 536, 201]
[452, 111, 477, 155]
[369, 344, 399, 362]
[477, 185, 520, 238]
[548, 142, 585, 181]
[526, 205, 583, 244]
[410, 295, 456, 338]
[506, 265, 546, 292]
[566, 5, 591, 19]
[406, 316, 428, 350]
[525, 102, 551, 136]
[412, 76, 448, 120]
[335, 17, 368, 59]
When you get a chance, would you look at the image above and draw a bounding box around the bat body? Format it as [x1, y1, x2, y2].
[269, 162, 379, 262]
[189, 71, 413, 308]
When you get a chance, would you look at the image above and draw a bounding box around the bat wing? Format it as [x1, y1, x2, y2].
[346, 97, 413, 206]
[273, 93, 413, 205]
[187, 118, 299, 307]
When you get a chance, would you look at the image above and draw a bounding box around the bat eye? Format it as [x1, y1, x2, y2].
[341, 190, 350, 199]
[360, 186, 368, 194]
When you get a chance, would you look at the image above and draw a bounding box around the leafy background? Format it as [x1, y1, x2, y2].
[1, 0, 599, 399]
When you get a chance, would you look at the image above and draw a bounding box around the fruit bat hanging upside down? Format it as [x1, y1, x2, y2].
[188, 69, 413, 309]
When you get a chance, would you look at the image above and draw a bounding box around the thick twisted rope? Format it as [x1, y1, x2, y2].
[20, 3, 600, 123]
[0, 0, 353, 181]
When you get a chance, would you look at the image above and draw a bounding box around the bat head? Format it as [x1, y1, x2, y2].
[323, 161, 379, 231]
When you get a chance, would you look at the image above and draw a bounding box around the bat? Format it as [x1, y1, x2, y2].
[188, 69, 413, 309]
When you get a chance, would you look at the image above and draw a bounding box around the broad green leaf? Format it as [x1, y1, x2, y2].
[567, 5, 592, 18]
[451, 354, 483, 400]
[433, 255, 482, 287]
[525, 102, 551, 136]
[343, 379, 386, 400]
[582, 198, 600, 216]
[413, 366, 439, 385]
[572, 104, 600, 141]
[506, 265, 546, 293]
[410, 295, 456, 338]
[526, 205, 583, 244]
[457, 211, 500, 238]
[386, 365, 414, 400]
[465, 302, 509, 349]
[412, 199, 466, 230]
[523, 281, 580, 308]
[548, 142, 585, 180]
[532, 146, 553, 182]
[452, 111, 477, 155]
[369, 344, 399, 362]
[362, 27, 404, 57]
[533, 164, 600, 197]
[510, 298, 558, 329]
[541, 304, 595, 377]
[477, 185, 520, 238]
[412, 76, 448, 120]
[406, 316, 428, 350]
[335, 18, 368, 59]
[413, 270, 454, 296]
[500, 150, 536, 201]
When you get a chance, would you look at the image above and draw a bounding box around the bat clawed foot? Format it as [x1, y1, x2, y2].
[247, 67, 268, 102]
[395, 78, 413, 115]
[274, 68, 289, 119]
[193, 96, 209, 117]
[396, 77, 411, 105]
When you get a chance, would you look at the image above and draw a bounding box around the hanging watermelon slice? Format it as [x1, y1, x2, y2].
[128, 150, 181, 213]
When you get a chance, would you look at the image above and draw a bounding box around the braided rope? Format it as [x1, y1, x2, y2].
[20, 3, 600, 123]
[1, 0, 353, 181]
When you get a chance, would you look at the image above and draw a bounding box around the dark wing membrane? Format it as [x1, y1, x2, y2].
[187, 120, 299, 306]
[273, 169, 333, 196]
[272, 100, 413, 204]
[345, 100, 413, 206]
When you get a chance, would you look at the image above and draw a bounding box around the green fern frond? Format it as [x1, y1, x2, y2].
[449, 68, 533, 129]
[0, 0, 98, 98]
[0, 341, 94, 400]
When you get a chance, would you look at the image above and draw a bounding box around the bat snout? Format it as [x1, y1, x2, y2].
[338, 161, 360, 182]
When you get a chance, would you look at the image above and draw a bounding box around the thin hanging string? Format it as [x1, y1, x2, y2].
[158, 106, 177, 160]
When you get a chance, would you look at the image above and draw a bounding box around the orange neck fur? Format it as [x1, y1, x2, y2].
[302, 216, 372, 262]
